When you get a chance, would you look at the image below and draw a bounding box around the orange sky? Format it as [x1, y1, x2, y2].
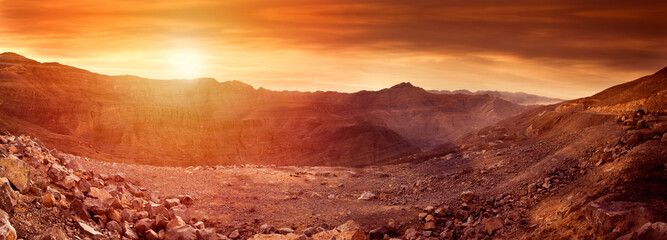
[1, 0, 666, 99]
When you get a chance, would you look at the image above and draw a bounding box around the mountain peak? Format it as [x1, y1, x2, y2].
[0, 52, 40, 65]
[390, 82, 416, 89]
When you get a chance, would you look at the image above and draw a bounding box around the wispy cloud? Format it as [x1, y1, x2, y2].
[1, 0, 665, 98]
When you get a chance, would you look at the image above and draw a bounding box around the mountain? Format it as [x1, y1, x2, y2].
[454, 67, 666, 239]
[428, 89, 564, 105]
[0, 52, 527, 167]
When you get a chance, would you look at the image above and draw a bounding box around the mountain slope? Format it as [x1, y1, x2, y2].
[0, 52, 526, 167]
[428, 89, 564, 105]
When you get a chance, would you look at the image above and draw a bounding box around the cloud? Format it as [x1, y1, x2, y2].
[0, 0, 665, 98]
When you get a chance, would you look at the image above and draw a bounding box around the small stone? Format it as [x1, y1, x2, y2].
[0, 210, 16, 240]
[358, 191, 377, 200]
[425, 215, 435, 223]
[461, 191, 475, 203]
[0, 178, 19, 212]
[482, 217, 504, 235]
[78, 222, 104, 239]
[278, 227, 294, 234]
[423, 222, 435, 230]
[106, 221, 123, 234]
[229, 230, 240, 239]
[193, 221, 205, 229]
[166, 216, 187, 231]
[87, 187, 113, 200]
[369, 226, 387, 239]
[42, 193, 56, 208]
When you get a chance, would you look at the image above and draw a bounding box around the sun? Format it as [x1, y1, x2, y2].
[167, 49, 203, 79]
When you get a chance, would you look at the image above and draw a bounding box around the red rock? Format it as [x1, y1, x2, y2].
[482, 217, 504, 235]
[134, 218, 154, 234]
[42, 193, 56, 208]
[165, 225, 197, 240]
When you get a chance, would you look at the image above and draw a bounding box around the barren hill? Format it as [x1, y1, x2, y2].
[0, 53, 526, 167]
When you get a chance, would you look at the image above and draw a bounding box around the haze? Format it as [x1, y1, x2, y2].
[1, 0, 666, 99]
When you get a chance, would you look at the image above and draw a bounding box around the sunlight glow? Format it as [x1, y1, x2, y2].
[167, 49, 203, 79]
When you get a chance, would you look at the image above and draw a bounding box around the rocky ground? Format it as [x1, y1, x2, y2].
[0, 108, 665, 240]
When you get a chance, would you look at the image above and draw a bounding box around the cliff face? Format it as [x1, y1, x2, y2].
[0, 53, 526, 166]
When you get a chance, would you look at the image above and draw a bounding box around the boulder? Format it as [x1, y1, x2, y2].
[166, 216, 187, 231]
[145, 229, 160, 240]
[177, 195, 194, 205]
[125, 183, 143, 197]
[358, 191, 376, 200]
[0, 210, 16, 240]
[278, 228, 294, 234]
[121, 209, 137, 223]
[78, 180, 92, 194]
[69, 199, 91, 220]
[313, 220, 365, 240]
[42, 193, 56, 208]
[165, 225, 197, 240]
[403, 228, 418, 240]
[617, 222, 667, 240]
[0, 178, 19, 212]
[148, 203, 171, 218]
[83, 198, 111, 215]
[301, 227, 318, 237]
[111, 173, 125, 182]
[134, 218, 154, 234]
[482, 217, 504, 235]
[107, 209, 122, 222]
[106, 221, 123, 234]
[87, 187, 113, 200]
[586, 201, 653, 236]
[368, 226, 387, 239]
[154, 214, 169, 231]
[77, 222, 104, 239]
[461, 191, 475, 203]
[47, 164, 68, 182]
[0, 156, 30, 193]
[124, 221, 139, 239]
[31, 227, 68, 240]
[164, 198, 180, 209]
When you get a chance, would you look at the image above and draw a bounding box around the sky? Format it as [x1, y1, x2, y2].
[1, 0, 666, 99]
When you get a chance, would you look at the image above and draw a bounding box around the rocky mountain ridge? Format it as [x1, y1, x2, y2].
[0, 52, 526, 167]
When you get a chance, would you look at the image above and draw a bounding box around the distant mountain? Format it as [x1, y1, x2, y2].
[0, 52, 527, 167]
[428, 89, 564, 105]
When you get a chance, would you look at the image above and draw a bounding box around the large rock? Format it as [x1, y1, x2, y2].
[69, 199, 91, 220]
[166, 217, 187, 231]
[165, 225, 197, 240]
[586, 201, 653, 237]
[77, 222, 104, 239]
[0, 210, 16, 240]
[313, 220, 365, 240]
[460, 191, 475, 203]
[482, 217, 504, 235]
[47, 164, 68, 182]
[31, 227, 68, 240]
[0, 156, 31, 193]
[83, 198, 111, 215]
[0, 178, 18, 212]
[617, 222, 667, 240]
[87, 187, 113, 200]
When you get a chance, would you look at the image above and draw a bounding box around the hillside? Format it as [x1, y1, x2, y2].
[428, 89, 564, 106]
[0, 52, 526, 167]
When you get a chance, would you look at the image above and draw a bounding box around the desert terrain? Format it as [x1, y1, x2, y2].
[0, 54, 665, 240]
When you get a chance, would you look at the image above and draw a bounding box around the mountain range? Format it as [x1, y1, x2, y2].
[0, 52, 528, 167]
